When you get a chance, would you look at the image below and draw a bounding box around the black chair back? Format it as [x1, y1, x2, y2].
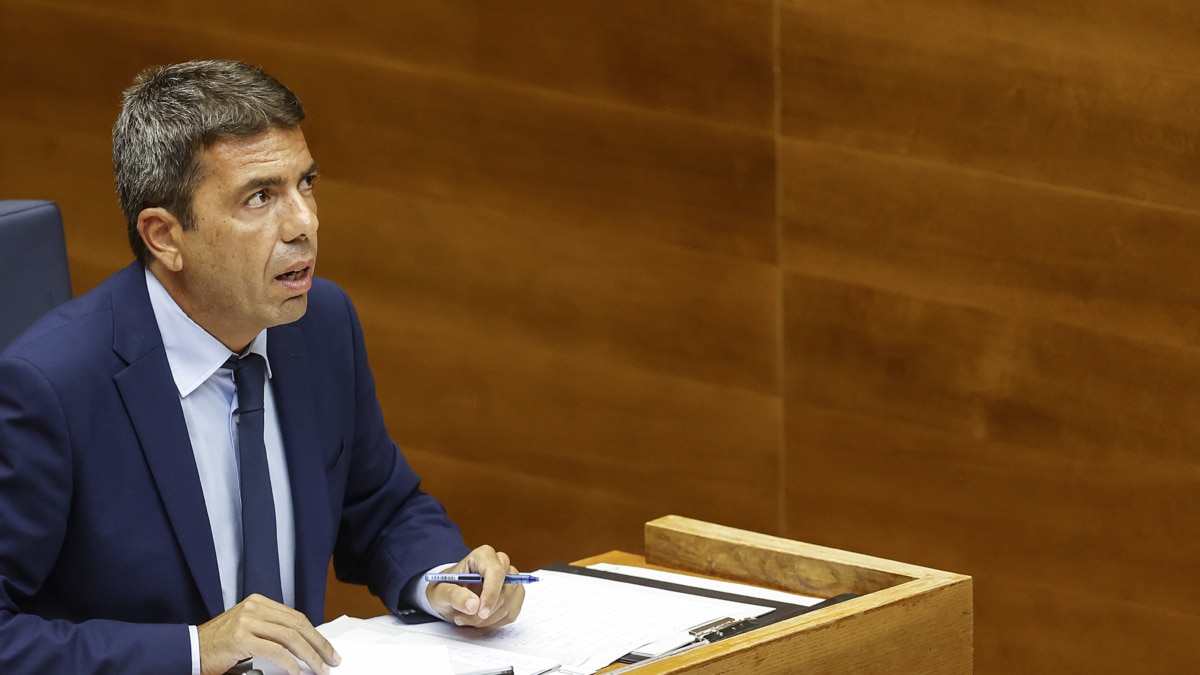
[0, 200, 73, 351]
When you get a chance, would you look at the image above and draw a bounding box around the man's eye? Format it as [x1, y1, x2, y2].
[301, 174, 318, 191]
[246, 190, 269, 207]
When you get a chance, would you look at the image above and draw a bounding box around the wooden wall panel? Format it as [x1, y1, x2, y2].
[782, 278, 1200, 591]
[0, 3, 198, 132]
[782, 277, 1200, 671]
[298, 62, 777, 262]
[781, 141, 1200, 348]
[780, 1, 1200, 672]
[780, 0, 1200, 209]
[318, 180, 779, 393]
[57, 0, 776, 129]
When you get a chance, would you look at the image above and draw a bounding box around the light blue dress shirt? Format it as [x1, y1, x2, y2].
[145, 269, 296, 673]
[144, 268, 443, 674]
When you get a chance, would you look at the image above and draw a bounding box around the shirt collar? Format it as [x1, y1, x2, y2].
[144, 266, 272, 398]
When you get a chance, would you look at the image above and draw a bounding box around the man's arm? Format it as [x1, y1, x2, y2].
[321, 286, 474, 607]
[0, 356, 193, 675]
[328, 287, 525, 628]
[276, 282, 526, 633]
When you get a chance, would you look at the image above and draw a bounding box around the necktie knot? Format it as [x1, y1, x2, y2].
[225, 353, 267, 416]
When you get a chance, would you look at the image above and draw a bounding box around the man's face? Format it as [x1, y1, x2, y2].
[174, 126, 319, 351]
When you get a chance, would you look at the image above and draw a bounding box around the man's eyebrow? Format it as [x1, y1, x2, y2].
[237, 162, 320, 194]
[239, 175, 284, 193]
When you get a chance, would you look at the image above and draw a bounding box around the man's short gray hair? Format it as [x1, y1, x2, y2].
[113, 60, 306, 264]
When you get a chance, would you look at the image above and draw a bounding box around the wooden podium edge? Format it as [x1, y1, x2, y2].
[625, 515, 974, 674]
[644, 514, 963, 596]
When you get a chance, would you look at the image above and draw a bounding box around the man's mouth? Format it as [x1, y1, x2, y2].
[276, 268, 307, 281]
[274, 265, 313, 295]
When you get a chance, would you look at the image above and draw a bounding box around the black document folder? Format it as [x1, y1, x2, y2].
[541, 563, 858, 663]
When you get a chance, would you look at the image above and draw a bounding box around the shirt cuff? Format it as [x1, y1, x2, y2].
[188, 625, 201, 675]
[406, 562, 455, 619]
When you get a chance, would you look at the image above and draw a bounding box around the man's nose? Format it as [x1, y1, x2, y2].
[282, 190, 318, 241]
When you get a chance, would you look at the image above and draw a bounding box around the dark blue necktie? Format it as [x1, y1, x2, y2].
[225, 353, 284, 603]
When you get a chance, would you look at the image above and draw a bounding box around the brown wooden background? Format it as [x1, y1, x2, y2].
[2, 0, 1198, 671]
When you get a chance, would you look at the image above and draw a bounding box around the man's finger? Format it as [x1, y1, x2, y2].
[468, 551, 511, 620]
[442, 584, 482, 617]
[198, 595, 340, 675]
[252, 616, 340, 674]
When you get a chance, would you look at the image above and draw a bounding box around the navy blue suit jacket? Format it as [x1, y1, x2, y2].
[0, 262, 469, 673]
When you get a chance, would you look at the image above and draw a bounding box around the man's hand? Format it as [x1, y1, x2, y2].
[197, 594, 341, 675]
[427, 545, 526, 628]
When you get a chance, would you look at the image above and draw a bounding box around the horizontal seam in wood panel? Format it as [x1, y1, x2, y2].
[778, 260, 1200, 356]
[314, 173, 782, 273]
[786, 402, 1200, 478]
[13, 0, 774, 138]
[0, 113, 777, 271]
[780, 135, 1200, 220]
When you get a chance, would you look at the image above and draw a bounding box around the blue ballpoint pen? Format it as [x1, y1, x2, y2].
[424, 572, 541, 584]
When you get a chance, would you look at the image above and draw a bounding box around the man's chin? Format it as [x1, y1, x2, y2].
[275, 294, 309, 325]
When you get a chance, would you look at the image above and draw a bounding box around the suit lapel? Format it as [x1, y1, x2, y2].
[268, 323, 333, 623]
[109, 264, 225, 619]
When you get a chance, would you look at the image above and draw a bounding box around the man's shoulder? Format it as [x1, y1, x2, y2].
[270, 276, 365, 357]
[308, 275, 351, 305]
[270, 277, 365, 377]
[2, 265, 137, 363]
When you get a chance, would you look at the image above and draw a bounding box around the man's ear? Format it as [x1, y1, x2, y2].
[137, 207, 185, 272]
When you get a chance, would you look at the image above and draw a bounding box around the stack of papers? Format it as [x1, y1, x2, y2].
[257, 565, 810, 674]
[381, 568, 775, 675]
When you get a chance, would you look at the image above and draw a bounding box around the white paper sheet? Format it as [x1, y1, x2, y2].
[323, 616, 558, 675]
[252, 637, 454, 675]
[386, 568, 773, 675]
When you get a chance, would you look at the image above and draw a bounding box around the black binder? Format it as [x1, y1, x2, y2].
[542, 563, 859, 663]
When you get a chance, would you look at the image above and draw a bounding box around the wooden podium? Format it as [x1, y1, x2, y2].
[574, 515, 973, 674]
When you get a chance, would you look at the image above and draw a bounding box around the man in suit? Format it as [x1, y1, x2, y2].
[0, 60, 524, 675]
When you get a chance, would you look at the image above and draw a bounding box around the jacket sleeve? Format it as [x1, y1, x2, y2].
[324, 287, 471, 614]
[0, 355, 192, 675]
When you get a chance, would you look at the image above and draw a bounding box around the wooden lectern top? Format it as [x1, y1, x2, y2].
[575, 515, 972, 675]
